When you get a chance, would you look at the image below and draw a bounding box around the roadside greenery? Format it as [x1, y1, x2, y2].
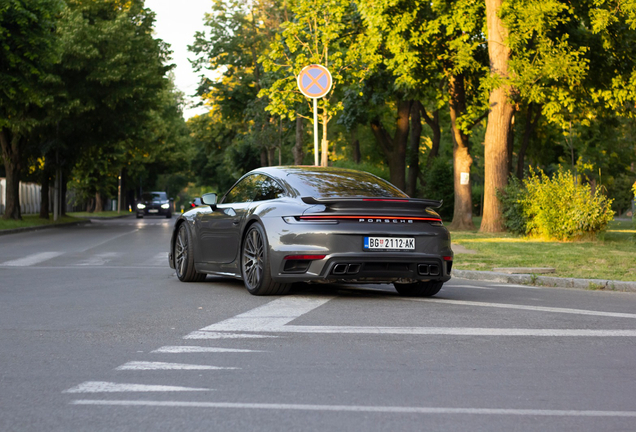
[0, 214, 80, 231]
[500, 167, 614, 240]
[450, 220, 636, 282]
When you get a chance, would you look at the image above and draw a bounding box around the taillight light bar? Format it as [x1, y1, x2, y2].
[298, 215, 442, 222]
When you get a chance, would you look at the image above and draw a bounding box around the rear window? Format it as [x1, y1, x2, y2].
[289, 169, 407, 198]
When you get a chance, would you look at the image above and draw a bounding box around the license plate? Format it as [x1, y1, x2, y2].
[148, 209, 159, 213]
[364, 237, 415, 250]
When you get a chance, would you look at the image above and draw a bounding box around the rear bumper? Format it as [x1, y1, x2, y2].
[272, 253, 452, 284]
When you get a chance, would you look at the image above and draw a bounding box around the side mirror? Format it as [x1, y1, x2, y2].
[201, 193, 217, 211]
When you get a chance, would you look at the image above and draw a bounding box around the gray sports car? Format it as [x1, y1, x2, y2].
[169, 166, 453, 296]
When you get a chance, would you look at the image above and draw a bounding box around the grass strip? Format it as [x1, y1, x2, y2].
[450, 220, 636, 282]
[0, 214, 82, 231]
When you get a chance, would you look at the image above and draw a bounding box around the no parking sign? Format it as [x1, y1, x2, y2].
[297, 65, 332, 166]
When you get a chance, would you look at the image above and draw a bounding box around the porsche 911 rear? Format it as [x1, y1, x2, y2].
[268, 197, 453, 285]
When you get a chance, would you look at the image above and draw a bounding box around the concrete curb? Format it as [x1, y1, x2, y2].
[452, 269, 636, 293]
[0, 219, 91, 236]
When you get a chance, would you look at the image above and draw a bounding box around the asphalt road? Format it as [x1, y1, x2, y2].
[1, 216, 636, 432]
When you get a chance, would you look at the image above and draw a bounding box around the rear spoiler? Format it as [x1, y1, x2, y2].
[301, 196, 443, 209]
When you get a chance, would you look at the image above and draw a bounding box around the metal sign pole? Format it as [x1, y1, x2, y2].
[313, 98, 319, 166]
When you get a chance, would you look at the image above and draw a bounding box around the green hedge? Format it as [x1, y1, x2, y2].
[500, 167, 614, 240]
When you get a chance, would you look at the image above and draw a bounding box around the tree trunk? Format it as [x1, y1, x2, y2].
[516, 103, 540, 179]
[351, 126, 361, 164]
[407, 101, 422, 197]
[421, 107, 441, 167]
[260, 149, 267, 167]
[321, 111, 329, 167]
[40, 169, 50, 219]
[94, 191, 103, 213]
[61, 175, 67, 216]
[293, 116, 304, 165]
[507, 112, 515, 175]
[481, 0, 516, 233]
[370, 100, 411, 192]
[0, 129, 22, 220]
[448, 74, 475, 230]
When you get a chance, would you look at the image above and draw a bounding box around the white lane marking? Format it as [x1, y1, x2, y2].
[189, 296, 334, 334]
[70, 400, 636, 417]
[267, 326, 636, 337]
[490, 283, 540, 289]
[142, 252, 169, 267]
[115, 361, 239, 371]
[445, 284, 495, 290]
[152, 346, 263, 353]
[184, 332, 280, 340]
[399, 298, 636, 319]
[78, 229, 139, 253]
[64, 381, 210, 393]
[0, 251, 64, 267]
[76, 252, 118, 266]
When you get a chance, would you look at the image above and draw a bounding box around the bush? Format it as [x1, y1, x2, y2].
[420, 157, 455, 221]
[501, 167, 614, 240]
[498, 176, 527, 235]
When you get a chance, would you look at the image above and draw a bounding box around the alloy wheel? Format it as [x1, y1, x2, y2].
[243, 227, 264, 289]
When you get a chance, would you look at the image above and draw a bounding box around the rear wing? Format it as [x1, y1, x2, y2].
[301, 196, 443, 209]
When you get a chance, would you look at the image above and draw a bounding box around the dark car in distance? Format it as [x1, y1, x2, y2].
[169, 166, 453, 297]
[136, 191, 172, 218]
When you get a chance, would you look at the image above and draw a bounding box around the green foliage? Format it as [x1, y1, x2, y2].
[420, 157, 454, 221]
[502, 167, 615, 240]
[498, 176, 527, 235]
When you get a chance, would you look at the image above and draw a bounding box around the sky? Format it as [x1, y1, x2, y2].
[145, 0, 212, 119]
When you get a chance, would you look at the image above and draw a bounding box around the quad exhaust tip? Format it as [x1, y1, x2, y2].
[332, 263, 361, 275]
[418, 264, 440, 276]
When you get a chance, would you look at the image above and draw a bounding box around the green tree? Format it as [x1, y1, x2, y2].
[259, 0, 364, 167]
[0, 0, 63, 220]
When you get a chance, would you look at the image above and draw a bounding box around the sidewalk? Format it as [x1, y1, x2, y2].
[0, 219, 91, 236]
[452, 269, 636, 293]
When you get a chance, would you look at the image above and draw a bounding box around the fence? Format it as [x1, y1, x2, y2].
[0, 178, 43, 215]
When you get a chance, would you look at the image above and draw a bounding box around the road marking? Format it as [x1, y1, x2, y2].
[76, 252, 118, 266]
[115, 361, 239, 371]
[64, 381, 210, 393]
[70, 400, 636, 417]
[268, 326, 636, 337]
[0, 251, 64, 266]
[188, 296, 334, 334]
[399, 298, 636, 319]
[152, 346, 263, 353]
[184, 332, 281, 340]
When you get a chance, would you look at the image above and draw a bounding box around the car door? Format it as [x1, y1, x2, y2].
[195, 175, 259, 264]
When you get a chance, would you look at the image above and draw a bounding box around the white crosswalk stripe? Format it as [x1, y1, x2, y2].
[115, 361, 239, 371]
[64, 381, 210, 393]
[76, 252, 118, 266]
[0, 252, 64, 266]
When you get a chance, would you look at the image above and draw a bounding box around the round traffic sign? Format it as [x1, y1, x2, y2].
[297, 64, 332, 99]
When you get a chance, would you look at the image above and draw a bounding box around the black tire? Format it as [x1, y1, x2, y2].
[241, 222, 290, 296]
[166, 212, 172, 219]
[136, 214, 143, 219]
[394, 281, 444, 297]
[174, 223, 206, 282]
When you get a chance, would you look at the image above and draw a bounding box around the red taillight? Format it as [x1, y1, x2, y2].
[284, 255, 326, 260]
[362, 198, 409, 202]
[443, 256, 453, 261]
[298, 215, 441, 222]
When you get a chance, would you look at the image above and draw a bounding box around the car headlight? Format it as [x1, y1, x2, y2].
[137, 203, 146, 209]
[161, 203, 170, 209]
